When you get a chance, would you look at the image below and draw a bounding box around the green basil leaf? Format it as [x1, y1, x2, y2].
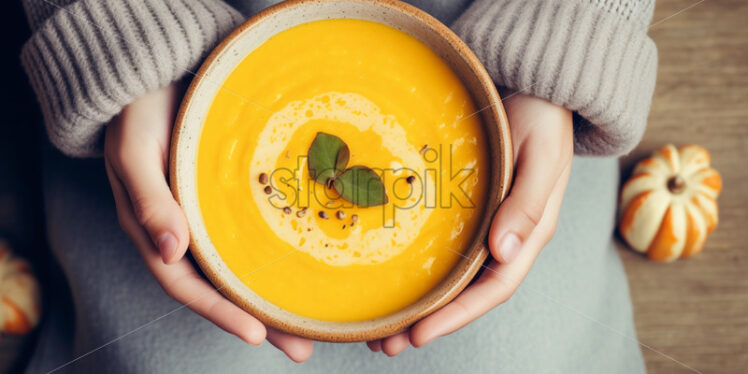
[333, 166, 388, 207]
[336, 143, 350, 174]
[307, 132, 349, 185]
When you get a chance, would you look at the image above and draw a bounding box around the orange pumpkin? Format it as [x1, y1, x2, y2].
[0, 240, 41, 337]
[619, 144, 722, 261]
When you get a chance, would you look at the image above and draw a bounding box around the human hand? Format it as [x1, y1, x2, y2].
[367, 93, 574, 356]
[104, 85, 314, 362]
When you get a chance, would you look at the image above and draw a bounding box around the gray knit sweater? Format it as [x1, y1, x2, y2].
[21, 0, 657, 158]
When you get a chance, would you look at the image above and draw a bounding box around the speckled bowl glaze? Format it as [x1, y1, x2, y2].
[170, 0, 513, 342]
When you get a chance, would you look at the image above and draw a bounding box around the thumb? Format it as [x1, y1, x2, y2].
[117, 152, 189, 264]
[106, 88, 189, 264]
[488, 127, 571, 264]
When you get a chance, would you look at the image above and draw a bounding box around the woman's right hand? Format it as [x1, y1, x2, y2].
[104, 85, 314, 362]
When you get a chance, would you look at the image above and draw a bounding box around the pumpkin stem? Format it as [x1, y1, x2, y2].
[667, 175, 686, 194]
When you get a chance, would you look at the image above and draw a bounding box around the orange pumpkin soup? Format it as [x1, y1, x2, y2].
[197, 19, 488, 321]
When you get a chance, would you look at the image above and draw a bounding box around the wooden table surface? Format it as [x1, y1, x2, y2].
[616, 0, 748, 373]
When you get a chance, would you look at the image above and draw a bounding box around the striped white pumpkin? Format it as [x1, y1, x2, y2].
[619, 144, 722, 262]
[0, 240, 41, 336]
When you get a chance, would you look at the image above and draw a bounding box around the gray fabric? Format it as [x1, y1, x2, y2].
[452, 0, 658, 156]
[20, 0, 243, 157]
[21, 0, 657, 157]
[30, 146, 645, 373]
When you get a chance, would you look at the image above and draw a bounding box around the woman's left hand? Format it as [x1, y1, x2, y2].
[366, 93, 574, 356]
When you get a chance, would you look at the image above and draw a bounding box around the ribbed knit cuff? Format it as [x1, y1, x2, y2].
[452, 0, 658, 156]
[20, 0, 244, 157]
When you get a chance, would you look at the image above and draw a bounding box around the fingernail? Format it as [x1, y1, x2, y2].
[499, 232, 522, 263]
[247, 329, 264, 346]
[420, 332, 440, 346]
[157, 232, 177, 263]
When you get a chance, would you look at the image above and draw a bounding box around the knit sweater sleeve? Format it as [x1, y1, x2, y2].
[20, 0, 244, 157]
[451, 0, 658, 156]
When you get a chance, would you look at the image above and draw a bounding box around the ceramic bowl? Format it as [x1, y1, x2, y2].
[170, 0, 513, 342]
